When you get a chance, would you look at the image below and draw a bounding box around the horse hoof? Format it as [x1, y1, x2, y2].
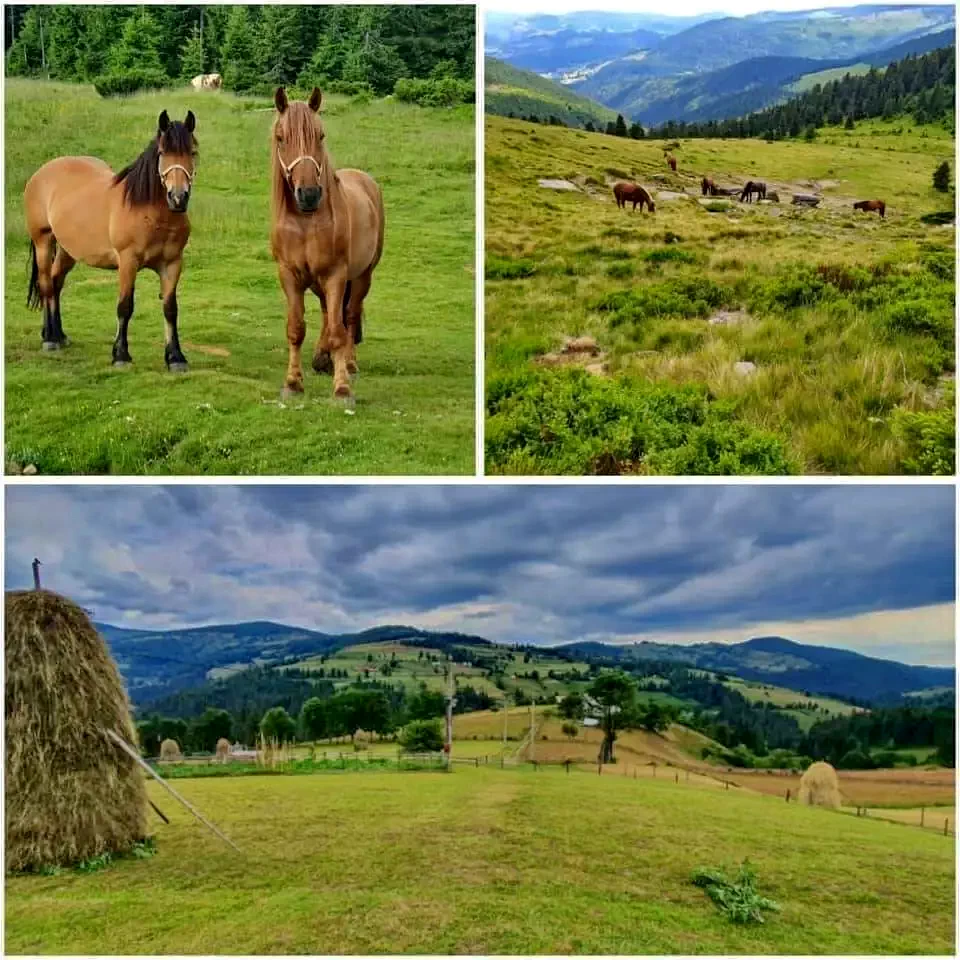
[336, 393, 356, 412]
[334, 383, 353, 399]
[281, 385, 303, 401]
[312, 352, 333, 375]
[167, 362, 189, 374]
[112, 360, 132, 368]
[41, 341, 62, 352]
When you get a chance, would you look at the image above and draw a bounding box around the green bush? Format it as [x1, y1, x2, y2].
[486, 369, 795, 476]
[399, 719, 444, 753]
[593, 277, 728, 328]
[394, 77, 473, 107]
[643, 247, 699, 265]
[94, 70, 169, 97]
[892, 390, 955, 475]
[487, 254, 536, 280]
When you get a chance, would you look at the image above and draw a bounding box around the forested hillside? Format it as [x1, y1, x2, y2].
[4, 6, 475, 95]
[648, 45, 954, 138]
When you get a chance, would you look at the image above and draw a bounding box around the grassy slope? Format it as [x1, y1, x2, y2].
[485, 56, 617, 128]
[789, 62, 872, 92]
[5, 766, 953, 953]
[485, 115, 955, 475]
[4, 80, 475, 475]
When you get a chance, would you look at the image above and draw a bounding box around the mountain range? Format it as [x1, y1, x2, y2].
[96, 620, 954, 708]
[485, 4, 956, 124]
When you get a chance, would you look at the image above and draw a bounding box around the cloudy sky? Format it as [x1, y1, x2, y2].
[5, 484, 955, 666]
[486, 1, 950, 21]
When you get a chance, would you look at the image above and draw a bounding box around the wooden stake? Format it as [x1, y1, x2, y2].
[148, 799, 170, 824]
[105, 730, 241, 853]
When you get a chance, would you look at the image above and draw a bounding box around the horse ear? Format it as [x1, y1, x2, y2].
[275, 87, 288, 114]
[158, 110, 170, 133]
[185, 110, 196, 133]
[308, 87, 322, 112]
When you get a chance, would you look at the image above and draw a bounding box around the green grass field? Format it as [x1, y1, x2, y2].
[485, 115, 955, 475]
[5, 766, 953, 953]
[4, 80, 475, 475]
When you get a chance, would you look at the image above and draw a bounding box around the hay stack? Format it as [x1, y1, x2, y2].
[215, 738, 231, 763]
[160, 738, 182, 761]
[5, 589, 148, 872]
[798, 761, 841, 809]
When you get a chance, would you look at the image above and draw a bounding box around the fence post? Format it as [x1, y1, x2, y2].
[725, 781, 729, 791]
[597, 759, 602, 776]
[785, 789, 790, 803]
[565, 759, 570, 775]
[945, 819, 949, 837]
[921, 807, 925, 827]
[675, 773, 679, 784]
[475, 757, 479, 768]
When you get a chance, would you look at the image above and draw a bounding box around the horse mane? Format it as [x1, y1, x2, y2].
[114, 121, 195, 207]
[271, 102, 329, 218]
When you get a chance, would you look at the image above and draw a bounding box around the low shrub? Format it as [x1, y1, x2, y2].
[486, 369, 795, 476]
[94, 70, 169, 98]
[487, 254, 536, 280]
[692, 860, 781, 924]
[394, 77, 473, 107]
[892, 390, 955, 475]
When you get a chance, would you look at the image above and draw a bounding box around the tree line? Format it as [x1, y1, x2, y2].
[5, 5, 474, 96]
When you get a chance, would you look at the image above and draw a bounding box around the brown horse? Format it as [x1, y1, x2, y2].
[701, 177, 718, 196]
[666, 155, 678, 172]
[853, 199, 885, 219]
[24, 110, 196, 368]
[740, 180, 766, 202]
[613, 182, 655, 212]
[270, 87, 384, 400]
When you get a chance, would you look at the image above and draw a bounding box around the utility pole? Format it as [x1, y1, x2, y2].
[32, 558, 42, 590]
[502, 691, 509, 750]
[38, 9, 45, 76]
[444, 656, 455, 771]
[529, 700, 535, 764]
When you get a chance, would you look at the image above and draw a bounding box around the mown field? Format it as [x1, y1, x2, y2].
[5, 80, 475, 475]
[5, 766, 953, 954]
[485, 115, 955, 475]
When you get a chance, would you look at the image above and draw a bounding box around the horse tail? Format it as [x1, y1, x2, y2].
[26, 240, 42, 310]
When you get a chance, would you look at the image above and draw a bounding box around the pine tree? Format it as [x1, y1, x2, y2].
[221, 6, 258, 92]
[109, 8, 165, 75]
[933, 161, 951, 192]
[256, 6, 304, 87]
[844, 115, 855, 130]
[180, 23, 205, 80]
[615, 113, 628, 137]
[629, 122, 644, 139]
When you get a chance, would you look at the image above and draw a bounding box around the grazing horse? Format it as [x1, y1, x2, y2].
[853, 199, 885, 219]
[613, 182, 655, 212]
[701, 177, 718, 196]
[666, 155, 677, 172]
[24, 110, 197, 368]
[270, 87, 384, 400]
[740, 180, 766, 202]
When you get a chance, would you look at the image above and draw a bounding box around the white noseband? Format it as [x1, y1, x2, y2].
[158, 158, 195, 186]
[278, 148, 323, 181]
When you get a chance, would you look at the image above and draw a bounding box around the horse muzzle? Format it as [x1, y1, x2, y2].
[167, 189, 190, 213]
[294, 185, 322, 213]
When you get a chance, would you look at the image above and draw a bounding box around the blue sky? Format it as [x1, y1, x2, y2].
[5, 484, 955, 665]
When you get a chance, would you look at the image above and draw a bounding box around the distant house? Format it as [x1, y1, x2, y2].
[582, 717, 600, 727]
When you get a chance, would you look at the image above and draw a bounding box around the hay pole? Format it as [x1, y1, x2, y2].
[105, 730, 241, 853]
[148, 799, 170, 825]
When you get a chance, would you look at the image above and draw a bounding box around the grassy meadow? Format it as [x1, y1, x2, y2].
[5, 765, 954, 954]
[485, 115, 955, 475]
[4, 80, 475, 475]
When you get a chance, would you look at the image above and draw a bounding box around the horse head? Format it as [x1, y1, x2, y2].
[157, 110, 197, 213]
[274, 87, 327, 214]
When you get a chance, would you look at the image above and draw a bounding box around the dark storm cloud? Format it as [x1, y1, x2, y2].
[4, 484, 954, 663]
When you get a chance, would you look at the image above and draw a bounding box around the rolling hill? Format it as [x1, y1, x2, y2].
[98, 616, 954, 708]
[557, 636, 955, 703]
[485, 56, 617, 129]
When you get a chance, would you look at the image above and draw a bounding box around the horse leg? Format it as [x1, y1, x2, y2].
[278, 265, 306, 396]
[49, 247, 75, 347]
[345, 272, 372, 376]
[319, 273, 353, 398]
[32, 232, 60, 351]
[310, 282, 332, 375]
[112, 255, 138, 366]
[159, 257, 188, 373]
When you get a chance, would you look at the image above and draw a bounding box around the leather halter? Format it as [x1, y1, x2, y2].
[158, 157, 195, 187]
[277, 147, 323, 182]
